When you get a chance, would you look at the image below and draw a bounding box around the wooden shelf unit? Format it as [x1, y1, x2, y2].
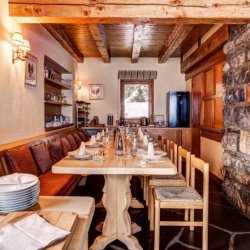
[76, 101, 91, 127]
[44, 56, 73, 130]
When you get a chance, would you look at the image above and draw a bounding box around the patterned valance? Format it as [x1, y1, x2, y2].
[118, 70, 157, 80]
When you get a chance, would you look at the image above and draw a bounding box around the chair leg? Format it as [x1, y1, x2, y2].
[202, 208, 208, 250]
[154, 200, 160, 250]
[190, 209, 194, 231]
[149, 186, 155, 230]
[184, 209, 189, 221]
[145, 177, 148, 206]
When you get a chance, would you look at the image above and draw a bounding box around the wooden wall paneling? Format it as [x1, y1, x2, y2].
[181, 128, 192, 152]
[191, 127, 201, 157]
[204, 68, 215, 96]
[213, 97, 223, 129]
[202, 99, 213, 128]
[214, 61, 224, 94]
[247, 85, 250, 103]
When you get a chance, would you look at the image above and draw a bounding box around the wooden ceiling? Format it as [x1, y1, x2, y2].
[42, 23, 213, 63]
[9, 1, 249, 67]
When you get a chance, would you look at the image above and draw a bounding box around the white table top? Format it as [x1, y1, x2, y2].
[52, 149, 177, 176]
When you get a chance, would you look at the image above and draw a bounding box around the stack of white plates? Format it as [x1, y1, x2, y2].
[0, 173, 40, 212]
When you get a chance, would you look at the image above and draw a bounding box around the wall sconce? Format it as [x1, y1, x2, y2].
[75, 80, 83, 90]
[12, 32, 30, 63]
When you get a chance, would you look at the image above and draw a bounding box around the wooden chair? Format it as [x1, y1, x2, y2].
[153, 155, 209, 250]
[148, 144, 190, 230]
[157, 135, 165, 151]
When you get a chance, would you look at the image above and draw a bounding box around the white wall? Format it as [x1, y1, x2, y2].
[77, 57, 185, 124]
[0, 0, 76, 145]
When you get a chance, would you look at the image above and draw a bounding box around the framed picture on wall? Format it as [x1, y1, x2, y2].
[154, 115, 164, 123]
[25, 53, 37, 87]
[89, 84, 104, 100]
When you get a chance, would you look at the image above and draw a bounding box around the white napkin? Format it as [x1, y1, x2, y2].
[0, 173, 38, 185]
[0, 214, 70, 250]
[106, 127, 109, 133]
[96, 132, 101, 140]
[138, 128, 143, 141]
[101, 129, 105, 137]
[143, 135, 148, 146]
[148, 142, 154, 157]
[90, 135, 96, 145]
[78, 142, 86, 155]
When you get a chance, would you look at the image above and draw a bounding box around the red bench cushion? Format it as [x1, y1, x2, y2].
[61, 137, 72, 156]
[66, 134, 78, 151]
[72, 133, 82, 147]
[4, 145, 38, 176]
[39, 170, 81, 196]
[30, 143, 52, 174]
[79, 129, 90, 140]
[48, 139, 64, 164]
[78, 131, 88, 142]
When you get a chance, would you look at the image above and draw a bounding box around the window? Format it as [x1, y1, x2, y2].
[120, 80, 154, 120]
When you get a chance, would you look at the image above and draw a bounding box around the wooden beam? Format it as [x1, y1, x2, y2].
[159, 24, 193, 63]
[131, 25, 144, 63]
[42, 24, 83, 63]
[9, 1, 250, 24]
[89, 24, 110, 63]
[181, 25, 229, 73]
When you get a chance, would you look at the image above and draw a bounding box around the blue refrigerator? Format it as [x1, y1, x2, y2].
[167, 91, 190, 127]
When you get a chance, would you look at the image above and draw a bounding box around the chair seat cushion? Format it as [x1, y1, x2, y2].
[154, 186, 202, 202]
[150, 173, 185, 181]
[39, 170, 81, 196]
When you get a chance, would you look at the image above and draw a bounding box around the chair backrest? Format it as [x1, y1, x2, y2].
[178, 146, 191, 186]
[164, 139, 170, 155]
[169, 141, 178, 166]
[190, 155, 209, 204]
[157, 135, 165, 151]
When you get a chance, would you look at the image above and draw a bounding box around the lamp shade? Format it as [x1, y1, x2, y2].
[12, 32, 24, 46]
[20, 40, 31, 51]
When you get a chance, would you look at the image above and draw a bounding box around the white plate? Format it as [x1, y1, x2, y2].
[0, 180, 39, 193]
[0, 199, 38, 212]
[0, 184, 40, 197]
[0, 196, 39, 209]
[73, 153, 92, 160]
[86, 143, 102, 148]
[138, 151, 167, 160]
[0, 190, 40, 202]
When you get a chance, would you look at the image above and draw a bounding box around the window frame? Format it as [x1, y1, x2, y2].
[120, 79, 154, 123]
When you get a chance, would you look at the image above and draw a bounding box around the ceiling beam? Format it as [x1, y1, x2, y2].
[132, 25, 144, 63]
[89, 24, 110, 63]
[42, 24, 83, 63]
[9, 1, 250, 24]
[159, 24, 193, 63]
[181, 25, 229, 73]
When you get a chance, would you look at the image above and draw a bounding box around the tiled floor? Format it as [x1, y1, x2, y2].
[72, 175, 250, 249]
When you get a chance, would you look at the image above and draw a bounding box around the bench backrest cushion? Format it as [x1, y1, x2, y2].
[61, 137, 72, 156]
[66, 134, 78, 151]
[78, 131, 88, 142]
[30, 143, 52, 174]
[4, 145, 38, 176]
[79, 129, 90, 141]
[72, 133, 82, 147]
[48, 139, 64, 164]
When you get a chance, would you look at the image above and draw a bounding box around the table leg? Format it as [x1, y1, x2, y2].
[90, 174, 143, 250]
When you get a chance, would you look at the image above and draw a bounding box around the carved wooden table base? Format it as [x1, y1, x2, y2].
[90, 174, 143, 250]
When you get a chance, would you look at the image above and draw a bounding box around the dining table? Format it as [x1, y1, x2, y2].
[52, 144, 177, 250]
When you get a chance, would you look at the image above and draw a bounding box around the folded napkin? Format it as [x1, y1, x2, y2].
[138, 128, 144, 141]
[143, 135, 148, 146]
[0, 173, 38, 185]
[101, 129, 105, 137]
[90, 135, 96, 145]
[0, 214, 70, 250]
[78, 142, 86, 155]
[147, 142, 154, 157]
[96, 132, 101, 140]
[106, 127, 109, 133]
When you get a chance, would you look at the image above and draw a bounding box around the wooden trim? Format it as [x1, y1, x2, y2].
[45, 123, 74, 132]
[185, 50, 225, 80]
[131, 25, 144, 63]
[200, 129, 223, 142]
[9, 1, 250, 24]
[42, 24, 83, 63]
[89, 24, 110, 63]
[202, 94, 222, 101]
[120, 80, 154, 121]
[159, 24, 193, 63]
[182, 25, 228, 73]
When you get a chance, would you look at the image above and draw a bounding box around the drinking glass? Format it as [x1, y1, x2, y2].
[93, 151, 101, 162]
